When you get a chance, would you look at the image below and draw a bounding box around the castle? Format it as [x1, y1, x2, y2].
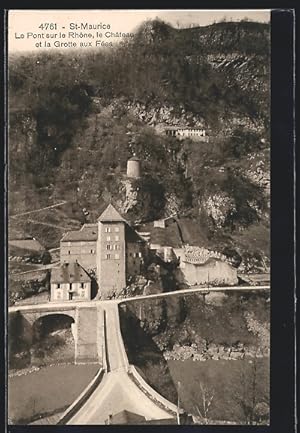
[51, 204, 147, 301]
[51, 157, 147, 301]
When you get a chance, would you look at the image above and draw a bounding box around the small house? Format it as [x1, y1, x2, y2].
[50, 262, 91, 302]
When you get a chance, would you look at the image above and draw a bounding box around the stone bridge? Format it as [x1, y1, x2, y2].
[9, 286, 269, 365]
[9, 286, 270, 424]
[9, 302, 101, 364]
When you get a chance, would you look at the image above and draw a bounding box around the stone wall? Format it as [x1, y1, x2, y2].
[60, 240, 97, 269]
[177, 259, 238, 286]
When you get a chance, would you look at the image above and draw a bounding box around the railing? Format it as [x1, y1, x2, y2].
[97, 306, 107, 371]
[56, 368, 105, 425]
[128, 365, 179, 417]
[114, 306, 130, 371]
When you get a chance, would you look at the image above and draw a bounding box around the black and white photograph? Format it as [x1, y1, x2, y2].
[7, 9, 272, 426]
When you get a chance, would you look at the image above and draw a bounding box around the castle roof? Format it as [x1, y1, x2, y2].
[61, 225, 98, 242]
[51, 262, 91, 284]
[97, 204, 126, 223]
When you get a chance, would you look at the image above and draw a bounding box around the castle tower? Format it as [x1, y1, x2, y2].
[127, 156, 141, 179]
[97, 204, 126, 299]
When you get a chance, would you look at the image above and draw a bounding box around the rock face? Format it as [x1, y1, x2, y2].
[9, 19, 270, 272]
[201, 193, 236, 228]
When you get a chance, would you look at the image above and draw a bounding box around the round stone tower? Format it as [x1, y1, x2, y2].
[127, 156, 141, 179]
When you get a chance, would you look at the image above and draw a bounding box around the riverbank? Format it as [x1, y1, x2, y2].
[168, 358, 269, 424]
[8, 363, 99, 424]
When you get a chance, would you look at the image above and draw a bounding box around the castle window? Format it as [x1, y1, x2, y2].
[105, 227, 111, 233]
[80, 283, 84, 288]
[57, 283, 60, 289]
[115, 254, 120, 260]
[107, 236, 111, 241]
[91, 249, 95, 254]
[68, 251, 71, 254]
[115, 227, 120, 233]
[139, 252, 142, 258]
[106, 254, 111, 260]
[106, 244, 111, 250]
[115, 235, 119, 241]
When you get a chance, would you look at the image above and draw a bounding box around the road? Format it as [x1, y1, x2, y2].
[104, 304, 128, 372]
[66, 304, 174, 424]
[67, 370, 174, 424]
[11, 262, 60, 276]
[120, 285, 270, 302]
[8, 285, 270, 314]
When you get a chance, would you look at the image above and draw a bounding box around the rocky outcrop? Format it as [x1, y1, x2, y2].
[201, 193, 236, 228]
[163, 341, 269, 362]
[244, 152, 270, 196]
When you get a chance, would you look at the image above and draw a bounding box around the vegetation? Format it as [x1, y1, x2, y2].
[168, 358, 269, 424]
[9, 19, 270, 266]
[120, 291, 269, 424]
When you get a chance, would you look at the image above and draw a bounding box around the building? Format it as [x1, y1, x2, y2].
[97, 204, 147, 297]
[97, 204, 127, 297]
[177, 259, 238, 286]
[60, 224, 98, 269]
[57, 204, 147, 300]
[165, 127, 208, 141]
[153, 216, 176, 229]
[126, 156, 141, 178]
[50, 262, 91, 302]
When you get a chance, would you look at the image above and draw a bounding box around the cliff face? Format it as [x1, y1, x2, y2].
[9, 19, 270, 268]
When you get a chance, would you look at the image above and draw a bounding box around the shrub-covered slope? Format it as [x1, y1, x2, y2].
[9, 19, 270, 268]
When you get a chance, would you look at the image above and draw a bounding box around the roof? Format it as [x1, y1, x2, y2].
[128, 156, 140, 161]
[98, 204, 126, 223]
[183, 246, 228, 265]
[126, 225, 146, 243]
[51, 262, 91, 283]
[110, 410, 146, 425]
[61, 225, 98, 242]
[165, 126, 204, 131]
[138, 418, 178, 425]
[9, 238, 44, 252]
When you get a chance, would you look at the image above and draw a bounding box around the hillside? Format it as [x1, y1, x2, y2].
[8, 19, 270, 270]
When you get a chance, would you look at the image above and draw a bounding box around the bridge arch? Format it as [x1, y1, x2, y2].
[32, 313, 75, 341]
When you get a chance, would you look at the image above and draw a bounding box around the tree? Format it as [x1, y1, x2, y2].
[233, 333, 269, 425]
[41, 250, 51, 265]
[193, 381, 215, 424]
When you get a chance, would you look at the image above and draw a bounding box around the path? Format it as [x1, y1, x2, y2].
[10, 201, 67, 218]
